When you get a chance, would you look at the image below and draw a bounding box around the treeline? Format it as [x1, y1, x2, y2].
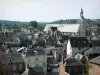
[51, 19, 78, 24]
[0, 20, 47, 31]
[0, 19, 100, 31]
[51, 19, 100, 25]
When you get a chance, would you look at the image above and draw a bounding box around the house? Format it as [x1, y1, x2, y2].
[25, 48, 47, 75]
[70, 37, 90, 56]
[8, 53, 25, 75]
[59, 58, 84, 75]
[54, 39, 72, 63]
[74, 53, 89, 74]
[44, 8, 86, 37]
[59, 36, 90, 56]
[65, 58, 84, 75]
[0, 53, 25, 75]
[0, 53, 12, 75]
[89, 56, 100, 75]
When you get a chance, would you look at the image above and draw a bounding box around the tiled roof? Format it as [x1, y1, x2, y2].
[90, 56, 100, 65]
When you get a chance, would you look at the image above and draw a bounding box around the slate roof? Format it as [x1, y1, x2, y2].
[84, 47, 100, 56]
[44, 24, 80, 32]
[58, 24, 80, 32]
[29, 66, 44, 72]
[90, 56, 100, 65]
[26, 48, 46, 57]
[9, 53, 24, 63]
[65, 58, 83, 66]
[0, 53, 24, 64]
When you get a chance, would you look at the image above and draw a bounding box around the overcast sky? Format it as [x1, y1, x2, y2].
[0, 0, 100, 22]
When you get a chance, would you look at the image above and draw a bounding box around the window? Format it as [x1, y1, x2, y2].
[35, 58, 39, 61]
[19, 64, 23, 70]
[13, 64, 17, 71]
[68, 69, 71, 73]
[43, 63, 46, 66]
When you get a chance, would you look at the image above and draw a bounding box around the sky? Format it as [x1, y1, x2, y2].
[0, 0, 100, 22]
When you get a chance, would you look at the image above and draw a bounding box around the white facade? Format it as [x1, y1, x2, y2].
[66, 39, 72, 58]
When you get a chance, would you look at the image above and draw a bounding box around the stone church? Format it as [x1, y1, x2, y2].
[44, 8, 87, 37]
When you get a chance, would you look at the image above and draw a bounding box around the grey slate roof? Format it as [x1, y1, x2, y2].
[0, 53, 24, 64]
[84, 47, 100, 56]
[26, 48, 46, 56]
[29, 66, 44, 72]
[9, 53, 24, 63]
[90, 56, 100, 65]
[65, 58, 83, 66]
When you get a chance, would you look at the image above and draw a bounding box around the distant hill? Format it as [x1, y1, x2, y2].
[0, 20, 29, 26]
[0, 19, 100, 27]
[51, 19, 78, 24]
[0, 20, 49, 26]
[51, 19, 100, 25]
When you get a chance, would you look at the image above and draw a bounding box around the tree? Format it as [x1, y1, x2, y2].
[29, 21, 38, 29]
[37, 25, 46, 31]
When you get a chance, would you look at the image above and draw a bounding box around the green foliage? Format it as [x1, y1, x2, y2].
[37, 24, 46, 31]
[22, 24, 30, 28]
[51, 19, 78, 24]
[51, 19, 100, 25]
[29, 21, 38, 28]
[83, 64, 89, 75]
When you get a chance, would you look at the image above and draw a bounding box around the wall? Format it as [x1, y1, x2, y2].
[89, 63, 100, 75]
[25, 55, 47, 74]
[59, 63, 68, 75]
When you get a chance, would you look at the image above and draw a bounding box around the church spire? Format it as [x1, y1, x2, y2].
[80, 7, 84, 19]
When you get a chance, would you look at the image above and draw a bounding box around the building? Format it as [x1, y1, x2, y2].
[44, 8, 86, 37]
[65, 58, 84, 75]
[8, 53, 25, 75]
[0, 53, 12, 75]
[59, 58, 84, 75]
[0, 53, 25, 75]
[25, 48, 47, 75]
[89, 56, 100, 75]
[54, 39, 72, 63]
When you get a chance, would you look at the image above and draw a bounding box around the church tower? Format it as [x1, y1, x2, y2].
[78, 8, 86, 37]
[77, 7, 84, 24]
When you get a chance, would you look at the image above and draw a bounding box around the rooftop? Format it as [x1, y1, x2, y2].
[90, 55, 100, 65]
